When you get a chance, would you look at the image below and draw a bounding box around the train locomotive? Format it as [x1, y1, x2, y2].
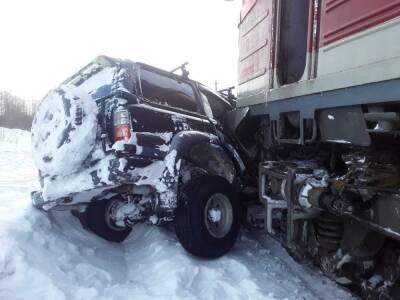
[236, 0, 400, 298]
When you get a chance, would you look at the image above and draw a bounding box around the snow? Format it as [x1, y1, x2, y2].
[112, 132, 173, 155]
[208, 208, 222, 223]
[165, 150, 177, 175]
[0, 127, 30, 152]
[38, 135, 177, 204]
[112, 132, 144, 155]
[326, 139, 351, 144]
[132, 159, 172, 193]
[40, 154, 115, 203]
[157, 132, 173, 143]
[0, 128, 356, 300]
[78, 66, 116, 98]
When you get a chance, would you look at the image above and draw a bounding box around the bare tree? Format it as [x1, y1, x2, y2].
[0, 91, 38, 130]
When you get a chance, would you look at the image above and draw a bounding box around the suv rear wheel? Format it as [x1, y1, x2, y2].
[175, 176, 241, 258]
[84, 196, 132, 243]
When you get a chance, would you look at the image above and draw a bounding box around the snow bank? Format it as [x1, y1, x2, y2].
[0, 147, 355, 300]
[0, 127, 30, 152]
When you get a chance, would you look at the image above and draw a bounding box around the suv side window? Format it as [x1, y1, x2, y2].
[140, 68, 198, 113]
[200, 88, 231, 120]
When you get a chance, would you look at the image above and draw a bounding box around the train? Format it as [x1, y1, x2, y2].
[235, 0, 400, 298]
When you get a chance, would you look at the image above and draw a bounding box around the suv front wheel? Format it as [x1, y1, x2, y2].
[175, 176, 241, 258]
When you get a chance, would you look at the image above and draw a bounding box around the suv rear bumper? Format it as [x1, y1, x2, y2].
[31, 152, 178, 210]
[31, 154, 169, 210]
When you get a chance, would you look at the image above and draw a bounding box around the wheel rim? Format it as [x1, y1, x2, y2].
[204, 193, 233, 238]
[105, 198, 127, 231]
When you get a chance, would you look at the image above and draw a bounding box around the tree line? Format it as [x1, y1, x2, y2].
[0, 91, 37, 131]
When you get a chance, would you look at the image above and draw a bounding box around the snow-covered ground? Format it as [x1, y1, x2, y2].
[0, 128, 356, 300]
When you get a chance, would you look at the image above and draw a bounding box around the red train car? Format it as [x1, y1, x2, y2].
[239, 0, 400, 117]
[236, 1, 400, 298]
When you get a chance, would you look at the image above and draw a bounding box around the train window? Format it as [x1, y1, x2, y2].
[140, 69, 198, 113]
[278, 0, 310, 85]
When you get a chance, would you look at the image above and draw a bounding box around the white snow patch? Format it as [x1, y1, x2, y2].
[112, 140, 127, 151]
[149, 215, 159, 225]
[112, 132, 172, 154]
[134, 160, 168, 192]
[368, 274, 383, 288]
[41, 154, 116, 202]
[112, 132, 143, 155]
[156, 132, 173, 143]
[326, 139, 351, 144]
[0, 127, 30, 152]
[112, 137, 143, 155]
[165, 150, 177, 175]
[77, 66, 116, 97]
[156, 143, 169, 152]
[208, 208, 222, 223]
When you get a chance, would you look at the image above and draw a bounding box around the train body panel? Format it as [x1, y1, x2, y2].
[320, 0, 400, 47]
[238, 0, 400, 108]
[238, 0, 274, 106]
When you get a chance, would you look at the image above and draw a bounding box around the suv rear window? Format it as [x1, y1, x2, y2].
[65, 63, 116, 100]
[140, 69, 198, 113]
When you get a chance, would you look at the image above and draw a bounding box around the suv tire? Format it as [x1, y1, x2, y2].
[175, 176, 241, 258]
[31, 85, 98, 176]
[85, 196, 132, 243]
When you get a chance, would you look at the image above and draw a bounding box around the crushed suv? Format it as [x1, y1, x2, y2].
[31, 56, 247, 258]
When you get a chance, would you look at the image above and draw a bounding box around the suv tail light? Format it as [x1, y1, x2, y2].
[113, 108, 131, 141]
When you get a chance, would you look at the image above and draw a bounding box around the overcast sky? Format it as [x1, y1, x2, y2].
[0, 0, 241, 101]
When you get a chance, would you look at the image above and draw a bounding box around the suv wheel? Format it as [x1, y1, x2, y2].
[175, 176, 241, 258]
[85, 196, 132, 243]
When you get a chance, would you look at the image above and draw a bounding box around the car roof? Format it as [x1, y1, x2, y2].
[63, 55, 232, 104]
[135, 62, 198, 84]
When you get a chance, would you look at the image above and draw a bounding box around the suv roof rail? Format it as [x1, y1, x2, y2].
[218, 86, 237, 104]
[170, 62, 190, 79]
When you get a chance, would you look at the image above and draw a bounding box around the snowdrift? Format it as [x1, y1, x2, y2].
[0, 128, 355, 300]
[0, 127, 31, 152]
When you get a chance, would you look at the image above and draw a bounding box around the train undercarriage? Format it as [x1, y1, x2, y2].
[248, 140, 400, 299]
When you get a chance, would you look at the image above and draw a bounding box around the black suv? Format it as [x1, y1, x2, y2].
[31, 56, 247, 258]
